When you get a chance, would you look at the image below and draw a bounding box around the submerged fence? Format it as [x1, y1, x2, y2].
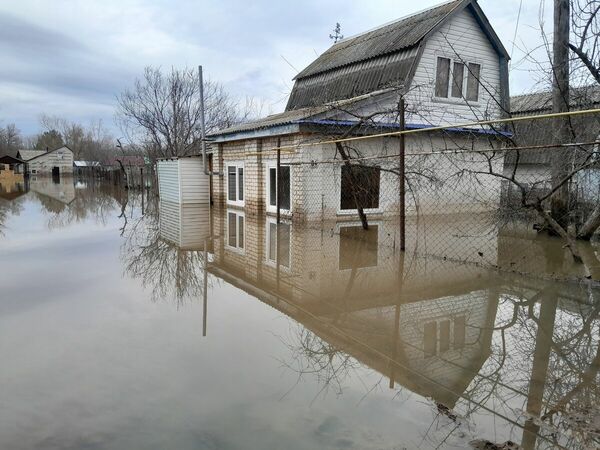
[259, 108, 600, 282]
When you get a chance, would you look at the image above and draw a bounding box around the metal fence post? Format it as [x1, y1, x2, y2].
[399, 97, 406, 252]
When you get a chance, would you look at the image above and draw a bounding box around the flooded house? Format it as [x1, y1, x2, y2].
[207, 0, 510, 222]
[16, 146, 74, 177]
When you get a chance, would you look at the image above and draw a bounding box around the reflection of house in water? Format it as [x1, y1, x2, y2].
[207, 206, 499, 408]
[0, 179, 29, 201]
[159, 201, 212, 251]
[29, 178, 76, 210]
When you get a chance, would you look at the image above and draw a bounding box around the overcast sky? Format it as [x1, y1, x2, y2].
[0, 0, 550, 135]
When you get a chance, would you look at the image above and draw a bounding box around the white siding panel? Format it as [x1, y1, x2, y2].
[406, 8, 503, 126]
[157, 160, 181, 203]
[159, 200, 211, 250]
[180, 158, 210, 204]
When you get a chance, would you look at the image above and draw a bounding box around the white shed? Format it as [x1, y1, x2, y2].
[156, 156, 210, 204]
[159, 200, 211, 250]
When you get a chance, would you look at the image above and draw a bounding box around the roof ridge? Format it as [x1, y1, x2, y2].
[334, 0, 461, 47]
[294, 0, 469, 80]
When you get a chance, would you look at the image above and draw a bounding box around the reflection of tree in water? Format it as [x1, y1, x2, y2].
[0, 197, 25, 235]
[120, 200, 208, 305]
[278, 322, 362, 402]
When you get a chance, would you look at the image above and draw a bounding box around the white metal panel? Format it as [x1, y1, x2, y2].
[179, 158, 210, 204]
[159, 200, 211, 250]
[157, 160, 181, 203]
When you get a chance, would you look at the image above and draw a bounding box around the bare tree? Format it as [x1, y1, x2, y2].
[117, 66, 244, 159]
[0, 123, 23, 156]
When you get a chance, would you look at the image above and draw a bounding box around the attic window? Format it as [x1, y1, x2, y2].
[435, 57, 481, 102]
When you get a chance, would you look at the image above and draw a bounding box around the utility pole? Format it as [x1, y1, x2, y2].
[551, 0, 571, 230]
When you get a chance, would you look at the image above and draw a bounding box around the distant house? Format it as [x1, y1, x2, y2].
[207, 0, 510, 221]
[17, 146, 74, 177]
[505, 85, 600, 206]
[73, 161, 102, 177]
[108, 156, 147, 169]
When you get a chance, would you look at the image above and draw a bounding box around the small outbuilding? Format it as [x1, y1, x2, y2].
[17, 146, 74, 177]
[156, 156, 210, 205]
[0, 155, 25, 182]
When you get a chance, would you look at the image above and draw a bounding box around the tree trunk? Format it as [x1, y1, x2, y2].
[578, 203, 600, 240]
[336, 142, 369, 230]
[550, 0, 571, 231]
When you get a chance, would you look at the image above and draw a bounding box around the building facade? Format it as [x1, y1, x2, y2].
[209, 0, 510, 223]
[17, 146, 74, 177]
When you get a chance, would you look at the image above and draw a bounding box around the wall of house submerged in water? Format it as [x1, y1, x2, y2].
[213, 131, 505, 223]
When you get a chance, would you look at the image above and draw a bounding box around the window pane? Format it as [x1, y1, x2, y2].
[454, 316, 466, 348]
[451, 62, 465, 98]
[424, 322, 437, 357]
[278, 223, 291, 268]
[340, 165, 380, 210]
[279, 166, 291, 210]
[435, 57, 450, 98]
[269, 168, 277, 206]
[268, 222, 277, 260]
[238, 216, 244, 249]
[228, 212, 237, 247]
[439, 320, 451, 352]
[228, 166, 236, 201]
[466, 63, 481, 101]
[238, 167, 244, 201]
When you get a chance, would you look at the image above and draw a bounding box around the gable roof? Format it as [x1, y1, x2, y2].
[17, 146, 73, 162]
[17, 149, 47, 161]
[0, 155, 25, 165]
[286, 0, 509, 110]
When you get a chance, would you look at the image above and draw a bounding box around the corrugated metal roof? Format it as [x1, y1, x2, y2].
[295, 0, 463, 80]
[17, 150, 47, 161]
[511, 85, 600, 115]
[209, 104, 331, 136]
[287, 47, 419, 110]
[73, 161, 101, 167]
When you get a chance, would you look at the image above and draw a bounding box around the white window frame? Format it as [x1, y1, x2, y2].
[226, 162, 245, 207]
[335, 222, 381, 271]
[264, 216, 292, 271]
[225, 209, 245, 254]
[423, 315, 467, 358]
[337, 165, 382, 216]
[433, 55, 483, 104]
[265, 164, 292, 215]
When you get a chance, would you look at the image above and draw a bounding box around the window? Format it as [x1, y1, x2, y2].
[466, 63, 481, 101]
[435, 56, 481, 102]
[338, 225, 379, 270]
[266, 218, 291, 268]
[451, 62, 464, 98]
[423, 316, 467, 357]
[435, 57, 450, 98]
[226, 210, 245, 251]
[266, 165, 291, 212]
[340, 165, 380, 211]
[227, 164, 244, 206]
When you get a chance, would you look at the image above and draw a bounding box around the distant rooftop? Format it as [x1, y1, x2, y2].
[511, 85, 600, 115]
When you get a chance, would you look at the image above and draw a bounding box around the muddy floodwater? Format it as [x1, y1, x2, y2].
[1, 179, 599, 450]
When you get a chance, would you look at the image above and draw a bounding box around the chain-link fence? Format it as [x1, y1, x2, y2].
[250, 112, 600, 283]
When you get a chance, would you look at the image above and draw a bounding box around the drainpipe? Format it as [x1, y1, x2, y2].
[198, 65, 221, 176]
